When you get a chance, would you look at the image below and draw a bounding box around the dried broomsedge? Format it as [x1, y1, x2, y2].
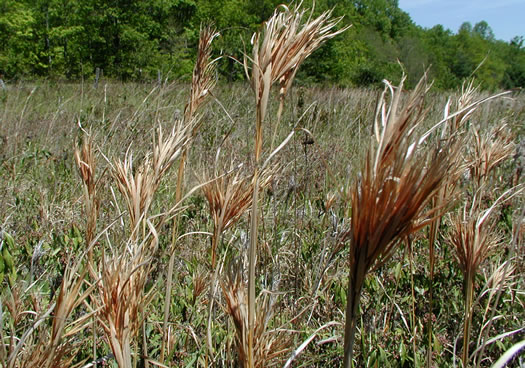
[245, 3, 348, 161]
[341, 74, 461, 367]
[74, 133, 100, 275]
[202, 164, 274, 270]
[96, 224, 158, 368]
[111, 114, 192, 367]
[448, 202, 501, 367]
[451, 79, 479, 131]
[201, 162, 274, 360]
[245, 5, 347, 366]
[221, 260, 290, 368]
[448, 120, 515, 368]
[173, 25, 219, 218]
[426, 79, 481, 365]
[184, 25, 220, 124]
[113, 122, 191, 241]
[467, 123, 514, 187]
[425, 79, 514, 365]
[161, 26, 219, 363]
[4, 254, 95, 368]
[448, 184, 523, 367]
[174, 25, 219, 211]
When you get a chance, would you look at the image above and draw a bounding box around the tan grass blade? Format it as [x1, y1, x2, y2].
[448, 184, 523, 366]
[162, 26, 219, 362]
[221, 259, 290, 368]
[245, 3, 349, 160]
[184, 26, 220, 124]
[245, 5, 348, 366]
[342, 73, 461, 367]
[96, 223, 158, 368]
[201, 161, 275, 360]
[113, 122, 191, 241]
[6, 254, 94, 368]
[467, 123, 514, 187]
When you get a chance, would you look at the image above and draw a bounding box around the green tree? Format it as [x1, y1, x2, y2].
[398, 33, 429, 87]
[0, 0, 37, 78]
[29, 0, 87, 77]
[421, 25, 458, 89]
[195, 0, 281, 81]
[453, 20, 506, 89]
[503, 36, 525, 88]
[0, 0, 518, 88]
[473, 20, 495, 41]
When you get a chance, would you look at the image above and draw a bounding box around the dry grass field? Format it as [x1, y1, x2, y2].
[0, 7, 524, 368]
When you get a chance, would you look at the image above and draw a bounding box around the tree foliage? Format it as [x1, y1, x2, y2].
[0, 0, 523, 89]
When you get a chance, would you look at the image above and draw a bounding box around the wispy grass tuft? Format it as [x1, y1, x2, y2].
[2, 252, 95, 368]
[244, 4, 348, 366]
[95, 229, 157, 368]
[221, 258, 290, 367]
[161, 26, 219, 363]
[340, 73, 461, 367]
[113, 123, 192, 240]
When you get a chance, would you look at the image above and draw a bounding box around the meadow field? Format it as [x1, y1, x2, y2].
[1, 11, 525, 368]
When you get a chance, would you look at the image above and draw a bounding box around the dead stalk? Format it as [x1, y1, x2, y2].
[341, 73, 461, 367]
[162, 26, 219, 363]
[74, 133, 101, 366]
[426, 80, 478, 366]
[244, 5, 347, 365]
[448, 185, 523, 367]
[201, 163, 272, 359]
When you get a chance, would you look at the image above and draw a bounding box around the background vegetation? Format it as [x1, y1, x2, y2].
[0, 0, 524, 90]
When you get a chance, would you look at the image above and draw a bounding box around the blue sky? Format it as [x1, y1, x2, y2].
[398, 0, 524, 42]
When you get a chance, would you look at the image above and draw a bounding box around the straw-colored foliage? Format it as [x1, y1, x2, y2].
[185, 26, 220, 124]
[113, 123, 192, 237]
[201, 164, 274, 268]
[342, 74, 462, 366]
[243, 5, 349, 366]
[2, 257, 94, 368]
[448, 205, 502, 279]
[245, 3, 348, 160]
[221, 261, 290, 368]
[468, 124, 514, 186]
[96, 233, 157, 368]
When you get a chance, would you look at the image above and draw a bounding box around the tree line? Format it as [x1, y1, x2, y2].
[1, 0, 524, 90]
